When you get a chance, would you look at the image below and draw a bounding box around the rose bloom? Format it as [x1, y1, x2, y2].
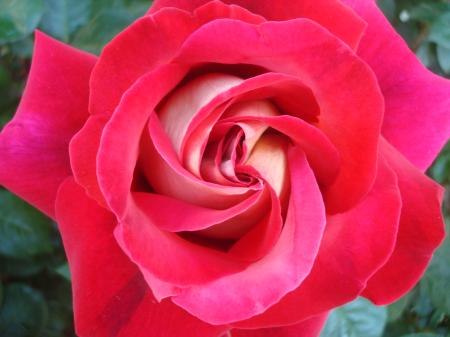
[1, 0, 449, 336]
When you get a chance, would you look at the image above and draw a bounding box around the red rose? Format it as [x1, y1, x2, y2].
[0, 1, 449, 336]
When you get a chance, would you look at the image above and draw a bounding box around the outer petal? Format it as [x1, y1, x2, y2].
[231, 314, 328, 337]
[55, 177, 224, 337]
[90, 2, 264, 116]
[234, 157, 401, 328]
[148, 0, 367, 50]
[172, 148, 326, 325]
[175, 18, 384, 213]
[362, 140, 446, 303]
[342, 0, 450, 170]
[0, 31, 96, 217]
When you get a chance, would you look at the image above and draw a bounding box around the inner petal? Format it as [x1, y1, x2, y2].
[158, 72, 243, 155]
[243, 132, 289, 198]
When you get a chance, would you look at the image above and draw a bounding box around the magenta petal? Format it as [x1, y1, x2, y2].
[55, 178, 224, 337]
[90, 1, 265, 116]
[172, 148, 326, 325]
[342, 0, 450, 170]
[69, 114, 110, 207]
[89, 8, 198, 116]
[97, 64, 188, 217]
[362, 140, 446, 303]
[0, 31, 96, 217]
[149, 0, 366, 50]
[231, 314, 328, 337]
[131, 188, 264, 235]
[235, 157, 401, 328]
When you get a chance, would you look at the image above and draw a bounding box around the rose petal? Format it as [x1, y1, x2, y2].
[130, 186, 266, 239]
[175, 19, 383, 212]
[114, 199, 250, 297]
[362, 139, 446, 303]
[90, 1, 264, 116]
[231, 313, 328, 337]
[222, 113, 340, 187]
[55, 178, 224, 337]
[235, 156, 401, 328]
[342, 0, 450, 170]
[144, 113, 259, 209]
[0, 31, 96, 217]
[172, 147, 326, 325]
[97, 64, 188, 217]
[149, 0, 366, 50]
[69, 114, 110, 207]
[158, 73, 243, 155]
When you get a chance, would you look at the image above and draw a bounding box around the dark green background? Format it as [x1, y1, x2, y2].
[0, 0, 449, 336]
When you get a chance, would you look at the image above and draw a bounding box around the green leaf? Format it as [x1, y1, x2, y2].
[55, 263, 71, 281]
[378, 0, 397, 23]
[0, 281, 3, 308]
[0, 190, 53, 258]
[416, 42, 434, 68]
[407, 2, 450, 23]
[40, 0, 91, 42]
[0, 0, 45, 44]
[320, 298, 388, 337]
[71, 8, 136, 54]
[420, 219, 450, 314]
[0, 283, 48, 337]
[387, 291, 414, 322]
[402, 333, 441, 337]
[436, 44, 450, 73]
[429, 12, 450, 49]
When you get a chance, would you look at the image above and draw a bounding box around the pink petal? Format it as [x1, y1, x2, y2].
[234, 156, 401, 328]
[89, 8, 198, 116]
[130, 187, 266, 239]
[231, 313, 328, 337]
[175, 18, 383, 213]
[114, 200, 249, 297]
[144, 113, 259, 209]
[223, 114, 340, 187]
[55, 178, 224, 337]
[158, 73, 243, 155]
[90, 1, 264, 116]
[0, 31, 96, 217]
[97, 64, 188, 217]
[362, 139, 446, 303]
[172, 147, 326, 325]
[228, 183, 283, 262]
[69, 114, 109, 207]
[342, 0, 450, 170]
[149, 0, 366, 50]
[180, 73, 315, 177]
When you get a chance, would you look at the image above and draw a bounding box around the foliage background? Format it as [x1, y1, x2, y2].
[0, 0, 449, 336]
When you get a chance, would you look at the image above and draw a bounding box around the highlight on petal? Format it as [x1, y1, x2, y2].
[0, 31, 96, 218]
[362, 139, 445, 304]
[342, 0, 450, 170]
[55, 177, 224, 337]
[235, 157, 401, 328]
